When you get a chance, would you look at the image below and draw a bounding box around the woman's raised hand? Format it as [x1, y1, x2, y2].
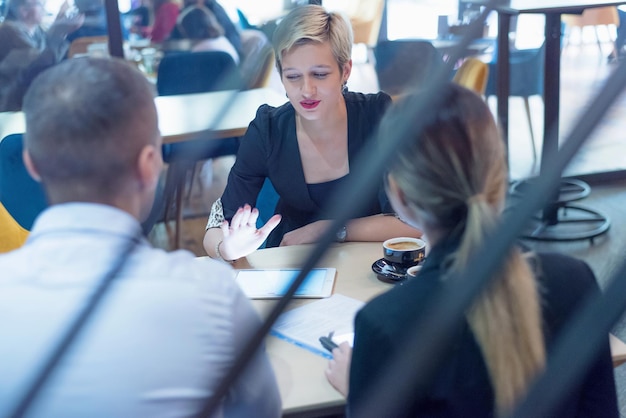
[218, 204, 281, 261]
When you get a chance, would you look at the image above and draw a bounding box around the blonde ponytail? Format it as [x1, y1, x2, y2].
[454, 196, 545, 416]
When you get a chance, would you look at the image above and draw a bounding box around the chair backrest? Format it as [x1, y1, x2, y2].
[453, 57, 489, 96]
[0, 134, 48, 251]
[562, 6, 618, 28]
[349, 0, 385, 46]
[254, 178, 279, 249]
[485, 43, 545, 98]
[156, 50, 243, 96]
[239, 29, 275, 90]
[374, 40, 443, 97]
[67, 35, 109, 58]
[0, 201, 30, 253]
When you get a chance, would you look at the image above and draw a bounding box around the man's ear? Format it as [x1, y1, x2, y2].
[22, 149, 42, 182]
[136, 144, 161, 190]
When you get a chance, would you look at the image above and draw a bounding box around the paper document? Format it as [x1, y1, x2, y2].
[270, 294, 365, 359]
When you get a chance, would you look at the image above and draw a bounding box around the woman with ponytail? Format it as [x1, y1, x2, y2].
[326, 83, 618, 417]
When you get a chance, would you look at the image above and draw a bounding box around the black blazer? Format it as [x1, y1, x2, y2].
[221, 91, 393, 247]
[349, 236, 618, 417]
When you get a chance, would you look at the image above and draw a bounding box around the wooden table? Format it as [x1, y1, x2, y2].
[0, 87, 287, 144]
[156, 87, 286, 144]
[196, 241, 626, 416]
[199, 242, 392, 417]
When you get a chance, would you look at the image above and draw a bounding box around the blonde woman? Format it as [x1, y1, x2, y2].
[203, 5, 420, 262]
[327, 83, 618, 417]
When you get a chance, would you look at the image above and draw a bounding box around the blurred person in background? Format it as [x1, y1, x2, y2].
[66, 0, 129, 42]
[177, 4, 238, 63]
[149, 0, 178, 43]
[169, 0, 240, 55]
[0, 0, 83, 110]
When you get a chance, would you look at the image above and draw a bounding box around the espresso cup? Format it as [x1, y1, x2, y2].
[382, 237, 426, 267]
[406, 264, 423, 278]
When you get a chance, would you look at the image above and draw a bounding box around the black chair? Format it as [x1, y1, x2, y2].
[156, 50, 242, 96]
[373, 40, 443, 98]
[156, 51, 244, 247]
[485, 44, 545, 164]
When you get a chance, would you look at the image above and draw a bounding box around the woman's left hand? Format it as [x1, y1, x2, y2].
[325, 342, 352, 397]
[279, 220, 332, 246]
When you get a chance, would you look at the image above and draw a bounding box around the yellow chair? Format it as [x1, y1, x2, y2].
[452, 57, 489, 96]
[0, 201, 29, 253]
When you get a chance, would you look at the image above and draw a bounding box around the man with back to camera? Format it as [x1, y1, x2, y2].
[0, 57, 281, 417]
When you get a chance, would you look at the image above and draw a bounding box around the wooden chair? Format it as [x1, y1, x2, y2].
[67, 35, 109, 58]
[452, 57, 489, 96]
[239, 29, 275, 90]
[348, 0, 385, 47]
[562, 6, 619, 53]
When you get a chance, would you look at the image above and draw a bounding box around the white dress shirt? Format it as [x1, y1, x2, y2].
[0, 202, 281, 418]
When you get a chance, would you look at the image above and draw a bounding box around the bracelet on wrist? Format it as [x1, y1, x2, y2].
[215, 240, 235, 263]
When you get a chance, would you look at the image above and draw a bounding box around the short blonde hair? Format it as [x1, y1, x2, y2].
[272, 4, 353, 75]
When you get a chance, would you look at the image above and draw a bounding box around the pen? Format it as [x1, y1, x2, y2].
[319, 331, 339, 353]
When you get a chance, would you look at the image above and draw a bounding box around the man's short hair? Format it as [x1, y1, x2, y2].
[22, 57, 158, 199]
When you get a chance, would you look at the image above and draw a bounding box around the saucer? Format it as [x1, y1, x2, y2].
[371, 258, 411, 284]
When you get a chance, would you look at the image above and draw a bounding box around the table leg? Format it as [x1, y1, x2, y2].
[514, 10, 609, 242]
[541, 12, 563, 225]
[497, 13, 511, 148]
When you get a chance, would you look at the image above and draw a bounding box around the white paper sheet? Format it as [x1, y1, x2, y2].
[270, 294, 365, 359]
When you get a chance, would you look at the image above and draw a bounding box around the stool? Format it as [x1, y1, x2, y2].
[509, 178, 610, 243]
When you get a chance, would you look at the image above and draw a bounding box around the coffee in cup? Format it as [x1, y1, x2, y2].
[406, 264, 423, 278]
[382, 237, 426, 267]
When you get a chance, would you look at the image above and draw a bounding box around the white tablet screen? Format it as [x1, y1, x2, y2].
[235, 268, 336, 299]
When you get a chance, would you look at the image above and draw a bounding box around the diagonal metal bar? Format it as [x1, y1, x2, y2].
[197, 4, 496, 416]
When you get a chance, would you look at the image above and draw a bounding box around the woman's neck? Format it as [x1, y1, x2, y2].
[296, 97, 347, 142]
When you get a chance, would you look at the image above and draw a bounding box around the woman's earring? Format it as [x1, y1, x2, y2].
[342, 81, 348, 94]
